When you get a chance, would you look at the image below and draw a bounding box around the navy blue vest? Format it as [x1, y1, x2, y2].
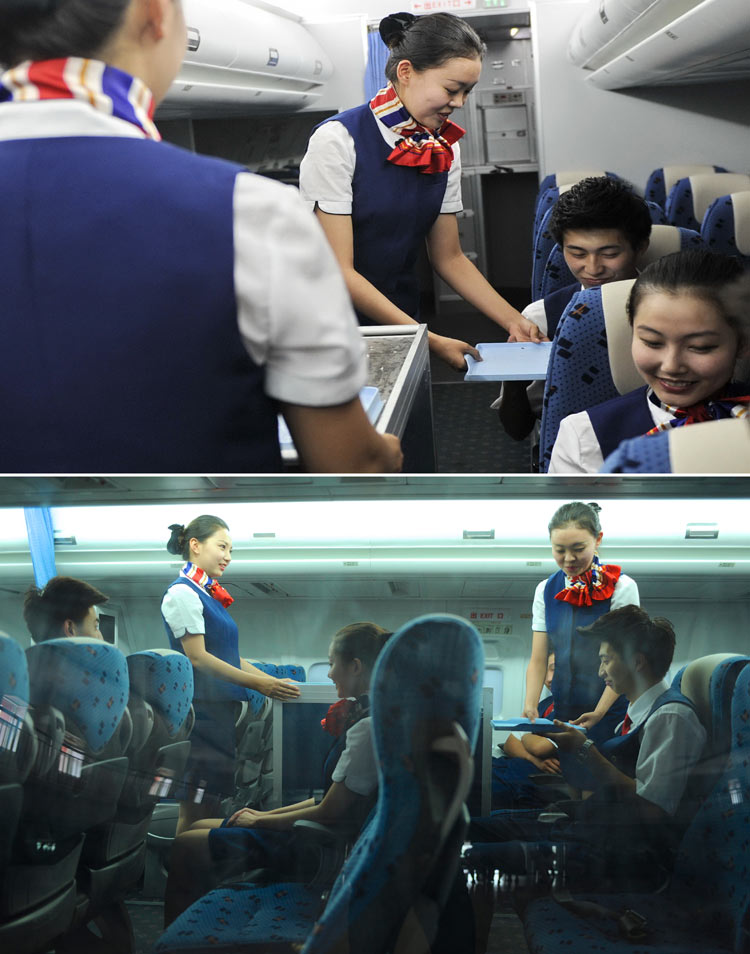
[163, 578, 246, 703]
[544, 569, 626, 730]
[323, 106, 449, 323]
[544, 283, 580, 339]
[588, 387, 653, 459]
[1, 136, 281, 472]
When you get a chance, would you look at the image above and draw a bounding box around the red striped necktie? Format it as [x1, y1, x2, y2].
[621, 713, 632, 736]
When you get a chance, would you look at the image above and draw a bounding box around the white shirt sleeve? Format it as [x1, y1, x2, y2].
[635, 704, 707, 814]
[440, 140, 463, 213]
[331, 717, 377, 796]
[161, 584, 205, 639]
[233, 171, 367, 407]
[532, 579, 548, 632]
[490, 298, 549, 411]
[548, 411, 604, 474]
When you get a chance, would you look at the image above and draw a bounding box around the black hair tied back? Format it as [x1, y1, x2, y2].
[379, 11, 417, 48]
[166, 523, 186, 556]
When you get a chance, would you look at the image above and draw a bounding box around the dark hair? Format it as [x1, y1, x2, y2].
[23, 575, 108, 643]
[719, 271, 750, 348]
[330, 622, 391, 672]
[549, 177, 652, 252]
[0, 0, 130, 68]
[577, 605, 676, 681]
[167, 515, 230, 562]
[548, 501, 602, 538]
[627, 249, 745, 345]
[380, 11, 485, 83]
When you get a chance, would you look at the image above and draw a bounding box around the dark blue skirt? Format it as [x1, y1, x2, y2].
[174, 699, 239, 805]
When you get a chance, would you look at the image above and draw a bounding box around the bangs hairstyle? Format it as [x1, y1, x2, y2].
[548, 501, 602, 538]
[627, 249, 745, 345]
[330, 622, 392, 671]
[577, 605, 676, 681]
[0, 0, 130, 68]
[549, 176, 652, 251]
[166, 515, 230, 562]
[380, 11, 485, 83]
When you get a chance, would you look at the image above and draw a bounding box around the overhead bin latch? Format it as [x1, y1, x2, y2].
[186, 27, 200, 52]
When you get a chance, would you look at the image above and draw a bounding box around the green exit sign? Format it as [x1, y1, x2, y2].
[484, 0, 507, 7]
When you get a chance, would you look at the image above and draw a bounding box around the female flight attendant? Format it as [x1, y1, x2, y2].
[0, 0, 401, 473]
[300, 12, 544, 371]
[522, 501, 640, 746]
[161, 516, 301, 835]
[164, 621, 390, 924]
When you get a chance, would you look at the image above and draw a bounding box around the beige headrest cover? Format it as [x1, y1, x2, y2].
[601, 278, 641, 395]
[688, 174, 750, 224]
[729, 191, 750, 255]
[638, 225, 682, 268]
[661, 164, 722, 196]
[553, 169, 607, 188]
[679, 653, 740, 731]
[670, 418, 750, 473]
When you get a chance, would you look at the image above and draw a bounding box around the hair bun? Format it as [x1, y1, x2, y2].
[379, 11, 417, 47]
[586, 502, 602, 514]
[166, 523, 186, 555]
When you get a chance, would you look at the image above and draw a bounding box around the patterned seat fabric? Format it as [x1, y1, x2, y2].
[599, 430, 671, 473]
[522, 663, 750, 954]
[532, 205, 558, 300]
[665, 173, 750, 231]
[155, 614, 484, 954]
[539, 287, 616, 472]
[701, 191, 750, 267]
[128, 649, 194, 739]
[645, 164, 727, 209]
[0, 633, 31, 871]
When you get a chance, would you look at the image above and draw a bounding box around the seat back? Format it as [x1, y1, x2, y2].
[701, 190, 750, 267]
[302, 614, 484, 954]
[601, 417, 750, 474]
[665, 173, 750, 230]
[645, 164, 727, 209]
[0, 633, 34, 871]
[539, 278, 638, 471]
[534, 169, 613, 219]
[668, 664, 750, 952]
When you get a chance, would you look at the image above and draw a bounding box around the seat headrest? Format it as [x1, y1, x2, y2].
[26, 637, 129, 753]
[601, 278, 641, 395]
[0, 632, 29, 705]
[661, 164, 725, 196]
[554, 169, 607, 188]
[669, 418, 750, 474]
[728, 190, 750, 255]
[638, 224, 682, 266]
[688, 174, 750, 223]
[127, 649, 194, 738]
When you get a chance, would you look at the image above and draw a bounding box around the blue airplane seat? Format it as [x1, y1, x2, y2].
[0, 638, 131, 954]
[539, 278, 641, 472]
[154, 613, 484, 954]
[521, 662, 750, 954]
[645, 164, 727, 209]
[0, 633, 35, 870]
[534, 169, 616, 220]
[701, 190, 750, 266]
[531, 204, 558, 300]
[665, 173, 750, 231]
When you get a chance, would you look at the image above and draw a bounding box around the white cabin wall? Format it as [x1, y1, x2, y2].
[529, 0, 750, 190]
[302, 17, 368, 111]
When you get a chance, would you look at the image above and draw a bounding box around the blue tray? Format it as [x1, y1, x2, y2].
[464, 341, 553, 381]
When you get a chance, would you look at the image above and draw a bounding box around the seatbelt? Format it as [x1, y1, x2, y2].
[552, 887, 649, 941]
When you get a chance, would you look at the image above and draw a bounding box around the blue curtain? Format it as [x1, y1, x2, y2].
[365, 30, 389, 101]
[24, 507, 56, 587]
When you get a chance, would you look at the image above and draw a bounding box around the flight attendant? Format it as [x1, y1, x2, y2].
[300, 11, 544, 371]
[161, 515, 301, 834]
[522, 501, 640, 746]
[0, 0, 401, 473]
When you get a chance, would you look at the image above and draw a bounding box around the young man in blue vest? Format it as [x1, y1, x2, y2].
[469, 605, 706, 889]
[496, 178, 652, 443]
[23, 576, 108, 643]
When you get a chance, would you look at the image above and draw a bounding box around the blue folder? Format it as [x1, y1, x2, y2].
[464, 341, 553, 381]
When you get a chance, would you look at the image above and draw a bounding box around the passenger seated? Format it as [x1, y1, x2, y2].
[22, 575, 108, 642]
[163, 621, 390, 926]
[496, 176, 651, 441]
[468, 606, 707, 891]
[492, 653, 562, 810]
[549, 249, 749, 473]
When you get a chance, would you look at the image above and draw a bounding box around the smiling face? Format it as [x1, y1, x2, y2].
[598, 641, 637, 699]
[550, 524, 602, 579]
[631, 291, 740, 407]
[190, 528, 232, 579]
[562, 228, 643, 289]
[327, 646, 363, 700]
[394, 56, 481, 129]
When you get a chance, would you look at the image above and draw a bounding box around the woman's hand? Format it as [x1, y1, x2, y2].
[263, 677, 301, 701]
[521, 704, 539, 722]
[530, 755, 561, 774]
[428, 332, 480, 371]
[506, 317, 548, 343]
[227, 807, 264, 828]
[545, 721, 587, 753]
[572, 711, 602, 730]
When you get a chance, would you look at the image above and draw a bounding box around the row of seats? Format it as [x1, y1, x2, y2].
[0, 634, 194, 954]
[153, 614, 484, 954]
[521, 655, 750, 954]
[531, 165, 750, 300]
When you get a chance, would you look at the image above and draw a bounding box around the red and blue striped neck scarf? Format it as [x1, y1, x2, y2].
[369, 82, 464, 175]
[181, 562, 234, 609]
[554, 554, 621, 607]
[0, 57, 160, 141]
[645, 386, 750, 435]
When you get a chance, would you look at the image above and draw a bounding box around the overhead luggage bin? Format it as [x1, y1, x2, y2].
[160, 0, 333, 117]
